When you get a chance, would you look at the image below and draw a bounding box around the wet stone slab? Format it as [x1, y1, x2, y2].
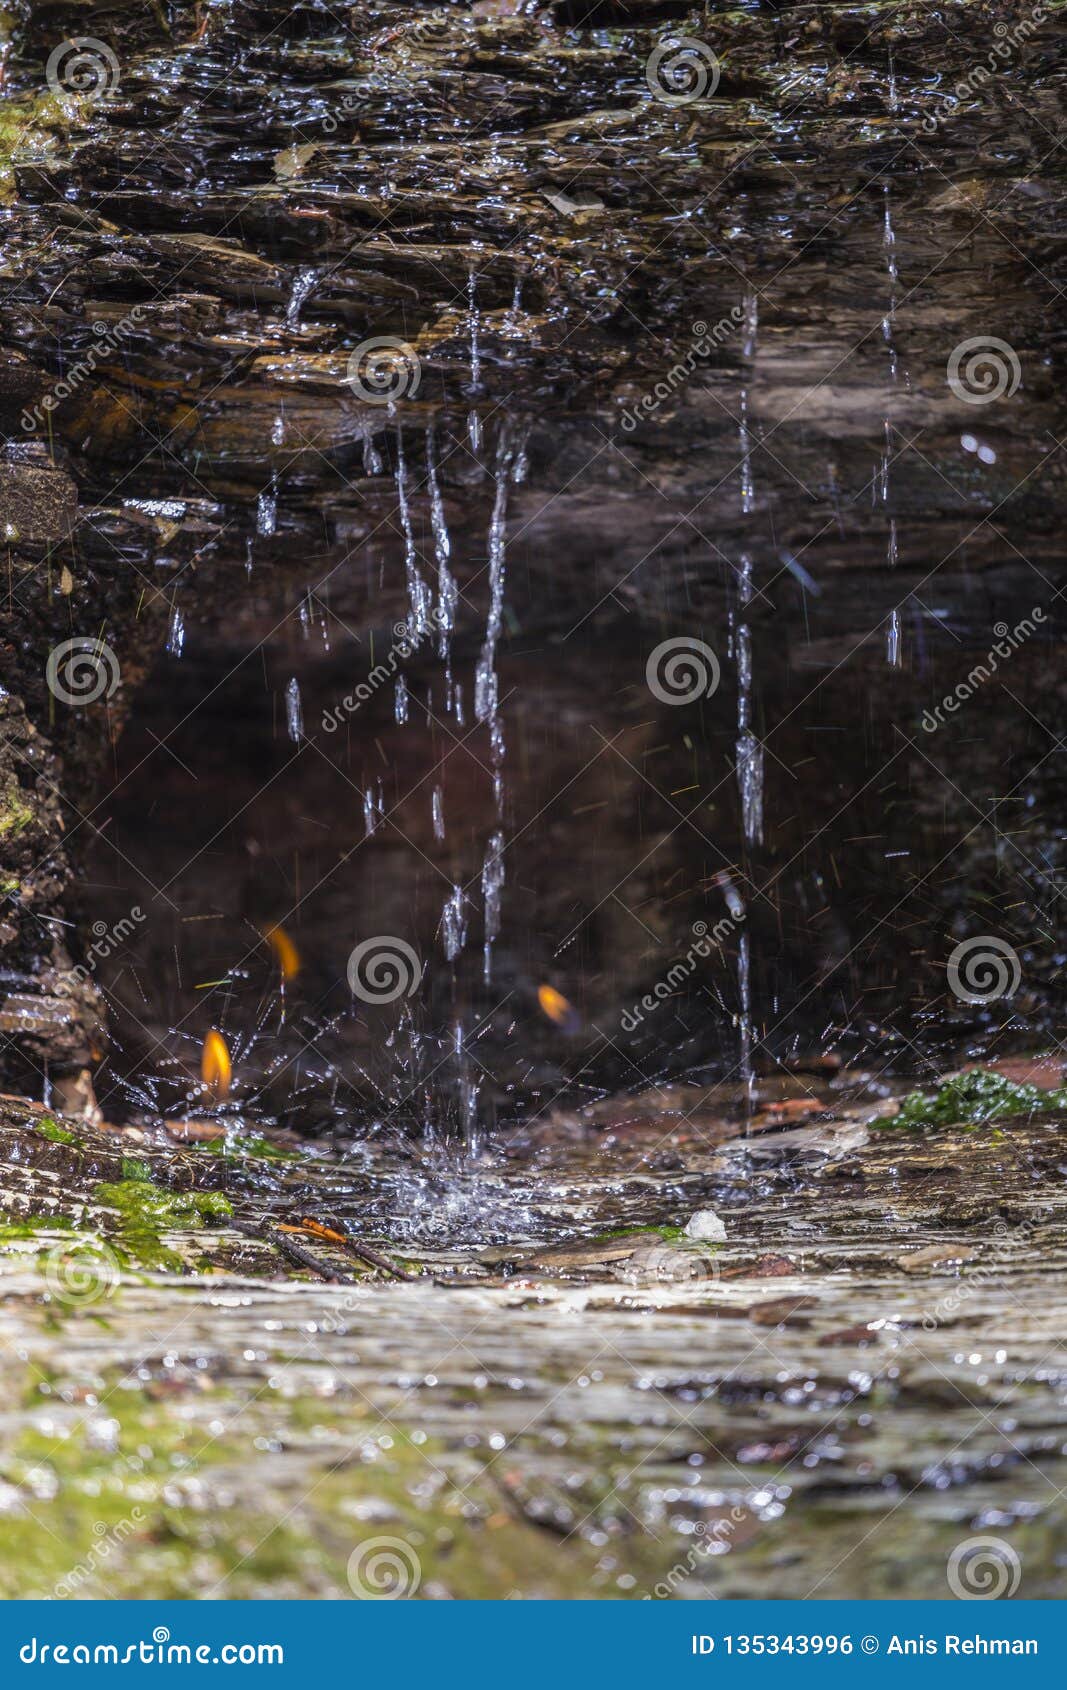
[1, 1089, 1065, 1597]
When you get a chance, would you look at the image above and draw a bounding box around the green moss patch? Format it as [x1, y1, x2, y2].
[92, 1178, 233, 1270]
[886, 1067, 1067, 1132]
[38, 1116, 78, 1146]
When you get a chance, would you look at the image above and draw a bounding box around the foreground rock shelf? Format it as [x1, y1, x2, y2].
[1, 1085, 1065, 1598]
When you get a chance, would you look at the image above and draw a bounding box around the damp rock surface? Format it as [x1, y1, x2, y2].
[0, 0, 1065, 1604]
[1, 1084, 1066, 1597]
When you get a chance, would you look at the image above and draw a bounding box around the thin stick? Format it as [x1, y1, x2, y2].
[230, 1216, 350, 1283]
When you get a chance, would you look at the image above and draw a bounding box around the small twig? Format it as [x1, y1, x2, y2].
[343, 1237, 417, 1282]
[229, 1216, 350, 1283]
[301, 1216, 417, 1282]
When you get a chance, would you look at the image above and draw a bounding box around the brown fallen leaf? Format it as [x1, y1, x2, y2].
[274, 142, 319, 180]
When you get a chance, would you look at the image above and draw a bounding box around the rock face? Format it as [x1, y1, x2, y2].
[1, 2, 1065, 1125]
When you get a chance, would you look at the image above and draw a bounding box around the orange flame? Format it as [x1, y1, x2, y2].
[538, 984, 575, 1028]
[263, 923, 300, 981]
[201, 1028, 232, 1102]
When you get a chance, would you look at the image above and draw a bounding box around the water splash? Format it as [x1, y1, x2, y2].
[395, 673, 409, 725]
[454, 1020, 481, 1157]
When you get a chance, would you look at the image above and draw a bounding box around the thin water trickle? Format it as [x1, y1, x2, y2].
[396, 433, 433, 637]
[285, 676, 303, 742]
[363, 783, 383, 837]
[166, 605, 185, 657]
[441, 886, 468, 961]
[474, 431, 515, 810]
[432, 786, 445, 842]
[286, 267, 318, 331]
[395, 673, 409, 725]
[735, 559, 763, 849]
[481, 830, 505, 985]
[426, 426, 458, 656]
[738, 390, 755, 514]
[257, 481, 277, 537]
[468, 268, 482, 390]
[737, 931, 756, 1124]
[886, 607, 902, 667]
